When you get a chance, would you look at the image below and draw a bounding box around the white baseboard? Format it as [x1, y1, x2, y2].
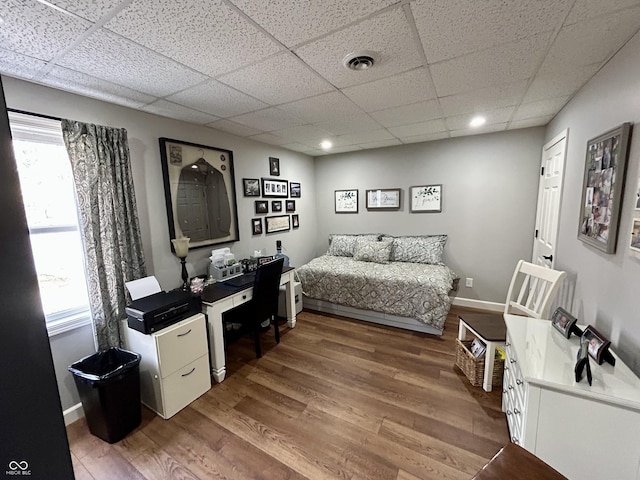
[63, 402, 84, 426]
[452, 297, 504, 312]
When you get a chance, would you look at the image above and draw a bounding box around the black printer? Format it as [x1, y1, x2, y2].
[125, 290, 196, 334]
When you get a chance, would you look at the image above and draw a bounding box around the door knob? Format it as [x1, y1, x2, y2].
[543, 254, 553, 261]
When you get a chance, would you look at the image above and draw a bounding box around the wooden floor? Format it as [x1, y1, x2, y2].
[67, 307, 509, 480]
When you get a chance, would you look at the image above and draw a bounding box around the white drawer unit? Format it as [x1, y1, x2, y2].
[122, 313, 211, 419]
[502, 315, 640, 480]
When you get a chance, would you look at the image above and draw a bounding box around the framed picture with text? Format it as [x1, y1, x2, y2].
[410, 184, 442, 213]
[335, 189, 358, 213]
[366, 188, 401, 210]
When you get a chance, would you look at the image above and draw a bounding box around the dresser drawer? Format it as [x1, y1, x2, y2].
[156, 314, 208, 378]
[161, 354, 211, 419]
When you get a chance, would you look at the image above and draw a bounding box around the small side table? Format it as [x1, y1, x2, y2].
[458, 312, 506, 392]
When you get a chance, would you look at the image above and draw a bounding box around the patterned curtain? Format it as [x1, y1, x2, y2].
[61, 119, 146, 350]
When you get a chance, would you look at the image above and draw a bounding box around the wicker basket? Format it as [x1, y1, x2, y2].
[455, 338, 504, 388]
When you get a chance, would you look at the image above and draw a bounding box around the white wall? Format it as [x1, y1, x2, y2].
[546, 31, 640, 375]
[3, 76, 317, 409]
[313, 128, 546, 303]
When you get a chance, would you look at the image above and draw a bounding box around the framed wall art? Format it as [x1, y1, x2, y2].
[286, 200, 296, 212]
[292, 214, 299, 228]
[159, 138, 239, 249]
[252, 218, 263, 235]
[269, 156, 280, 176]
[262, 178, 288, 198]
[630, 219, 640, 253]
[255, 200, 268, 214]
[243, 178, 260, 197]
[271, 200, 283, 212]
[335, 189, 358, 213]
[410, 184, 442, 213]
[578, 123, 632, 254]
[366, 188, 401, 210]
[290, 182, 301, 198]
[265, 215, 291, 233]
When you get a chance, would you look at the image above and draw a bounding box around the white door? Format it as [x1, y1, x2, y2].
[532, 130, 568, 268]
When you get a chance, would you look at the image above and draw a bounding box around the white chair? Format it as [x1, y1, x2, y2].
[457, 260, 566, 391]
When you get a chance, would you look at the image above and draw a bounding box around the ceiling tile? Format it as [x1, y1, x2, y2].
[318, 145, 363, 155]
[218, 53, 334, 105]
[342, 68, 437, 112]
[269, 125, 333, 145]
[439, 81, 528, 117]
[229, 107, 306, 132]
[229, 0, 397, 47]
[445, 106, 514, 130]
[333, 129, 395, 147]
[314, 114, 383, 135]
[105, 0, 281, 77]
[247, 132, 287, 146]
[48, 0, 124, 22]
[206, 119, 263, 137]
[512, 97, 570, 121]
[565, 0, 640, 25]
[277, 91, 366, 124]
[0, 0, 92, 61]
[430, 32, 552, 97]
[295, 7, 423, 88]
[509, 115, 554, 130]
[388, 119, 447, 137]
[57, 29, 208, 97]
[357, 138, 403, 149]
[0, 48, 47, 80]
[400, 132, 450, 144]
[450, 123, 507, 137]
[544, 7, 640, 68]
[280, 143, 315, 153]
[370, 99, 442, 127]
[523, 63, 599, 103]
[43, 66, 156, 108]
[165, 80, 268, 118]
[141, 100, 220, 124]
[412, 0, 571, 63]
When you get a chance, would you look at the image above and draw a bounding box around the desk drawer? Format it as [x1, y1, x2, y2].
[156, 314, 207, 378]
[232, 290, 253, 307]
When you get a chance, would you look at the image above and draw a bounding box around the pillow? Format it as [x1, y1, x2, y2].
[386, 235, 447, 264]
[353, 238, 393, 264]
[327, 234, 380, 257]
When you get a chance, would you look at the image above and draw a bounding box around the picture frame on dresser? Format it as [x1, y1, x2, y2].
[551, 307, 581, 339]
[577, 122, 632, 254]
[582, 325, 614, 365]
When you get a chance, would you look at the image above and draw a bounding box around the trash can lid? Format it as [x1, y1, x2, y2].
[68, 347, 141, 382]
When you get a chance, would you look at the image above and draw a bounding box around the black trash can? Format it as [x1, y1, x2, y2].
[68, 347, 142, 443]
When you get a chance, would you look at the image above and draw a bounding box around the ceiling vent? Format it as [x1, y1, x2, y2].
[343, 51, 379, 71]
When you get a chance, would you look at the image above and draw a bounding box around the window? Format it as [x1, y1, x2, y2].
[9, 112, 91, 335]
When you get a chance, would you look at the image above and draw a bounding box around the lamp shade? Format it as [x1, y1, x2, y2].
[171, 237, 190, 257]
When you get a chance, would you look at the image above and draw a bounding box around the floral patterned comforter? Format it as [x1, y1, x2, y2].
[296, 255, 457, 331]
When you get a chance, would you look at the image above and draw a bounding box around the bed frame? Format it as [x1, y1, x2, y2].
[302, 296, 445, 336]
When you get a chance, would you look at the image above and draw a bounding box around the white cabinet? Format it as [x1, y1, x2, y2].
[122, 313, 211, 419]
[503, 315, 640, 480]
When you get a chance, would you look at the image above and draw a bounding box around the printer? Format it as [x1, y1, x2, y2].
[125, 290, 196, 334]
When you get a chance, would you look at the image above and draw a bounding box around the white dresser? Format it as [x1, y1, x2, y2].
[122, 313, 211, 419]
[503, 314, 640, 480]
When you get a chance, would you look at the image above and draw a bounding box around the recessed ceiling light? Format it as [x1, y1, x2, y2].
[469, 116, 486, 128]
[320, 140, 332, 150]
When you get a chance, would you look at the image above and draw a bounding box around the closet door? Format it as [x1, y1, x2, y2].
[0, 76, 74, 479]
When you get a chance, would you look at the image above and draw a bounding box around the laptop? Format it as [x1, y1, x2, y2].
[223, 271, 256, 288]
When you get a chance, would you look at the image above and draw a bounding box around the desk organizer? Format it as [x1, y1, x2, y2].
[455, 338, 503, 388]
[209, 263, 243, 282]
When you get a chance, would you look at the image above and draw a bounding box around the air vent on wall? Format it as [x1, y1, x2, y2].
[342, 50, 379, 71]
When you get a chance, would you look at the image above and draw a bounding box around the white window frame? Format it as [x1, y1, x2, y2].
[8, 111, 92, 337]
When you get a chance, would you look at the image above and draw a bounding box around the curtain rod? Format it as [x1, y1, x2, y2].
[7, 108, 62, 122]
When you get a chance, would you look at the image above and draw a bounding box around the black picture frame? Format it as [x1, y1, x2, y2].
[292, 214, 299, 228]
[290, 182, 301, 198]
[578, 123, 632, 254]
[255, 200, 268, 214]
[159, 138, 239, 250]
[265, 215, 291, 233]
[582, 325, 613, 365]
[243, 178, 260, 197]
[262, 177, 288, 198]
[286, 200, 295, 213]
[271, 200, 283, 212]
[551, 307, 579, 339]
[269, 157, 280, 176]
[366, 188, 401, 210]
[252, 218, 263, 235]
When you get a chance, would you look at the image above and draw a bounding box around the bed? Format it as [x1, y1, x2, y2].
[296, 234, 458, 335]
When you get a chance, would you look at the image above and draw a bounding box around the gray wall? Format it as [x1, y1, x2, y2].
[313, 128, 546, 303]
[546, 31, 640, 375]
[3, 76, 317, 409]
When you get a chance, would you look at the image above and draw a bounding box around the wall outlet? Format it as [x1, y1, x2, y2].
[465, 277, 473, 288]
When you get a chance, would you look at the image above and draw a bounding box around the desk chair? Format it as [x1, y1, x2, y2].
[458, 260, 566, 391]
[249, 257, 285, 358]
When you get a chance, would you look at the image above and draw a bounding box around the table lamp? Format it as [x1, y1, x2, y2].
[171, 237, 190, 290]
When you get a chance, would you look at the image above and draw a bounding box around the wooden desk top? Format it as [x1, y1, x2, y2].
[458, 312, 506, 341]
[200, 266, 294, 304]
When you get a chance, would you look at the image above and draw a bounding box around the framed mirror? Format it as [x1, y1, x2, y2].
[159, 138, 240, 250]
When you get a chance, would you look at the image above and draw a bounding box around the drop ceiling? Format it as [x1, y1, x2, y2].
[2, 0, 640, 155]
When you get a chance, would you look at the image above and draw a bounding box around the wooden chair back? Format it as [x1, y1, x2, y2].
[504, 260, 566, 319]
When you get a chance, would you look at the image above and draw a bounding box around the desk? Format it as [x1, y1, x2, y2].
[200, 266, 297, 383]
